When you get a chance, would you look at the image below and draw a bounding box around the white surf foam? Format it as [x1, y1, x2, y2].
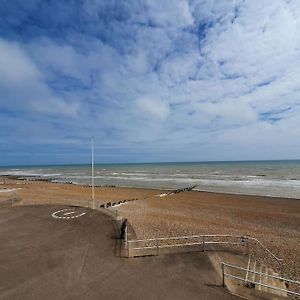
[0, 188, 21, 193]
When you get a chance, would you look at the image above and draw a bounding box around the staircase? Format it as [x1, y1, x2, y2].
[208, 250, 291, 299]
[244, 255, 287, 297]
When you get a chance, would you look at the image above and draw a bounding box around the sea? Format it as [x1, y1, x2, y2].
[1, 160, 300, 199]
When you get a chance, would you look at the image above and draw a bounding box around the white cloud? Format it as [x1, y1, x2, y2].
[30, 97, 80, 117]
[0, 39, 40, 85]
[0, 38, 80, 117]
[142, 0, 194, 28]
[136, 97, 170, 120]
[198, 101, 257, 124]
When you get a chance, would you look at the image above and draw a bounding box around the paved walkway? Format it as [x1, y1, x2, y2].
[0, 205, 239, 300]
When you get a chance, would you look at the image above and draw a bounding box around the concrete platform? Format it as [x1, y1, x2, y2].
[0, 205, 240, 300]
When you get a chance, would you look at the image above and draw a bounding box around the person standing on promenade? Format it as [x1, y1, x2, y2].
[120, 218, 127, 240]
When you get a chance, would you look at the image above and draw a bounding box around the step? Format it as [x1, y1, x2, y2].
[260, 265, 269, 293]
[208, 251, 289, 299]
[255, 263, 287, 297]
[266, 268, 287, 297]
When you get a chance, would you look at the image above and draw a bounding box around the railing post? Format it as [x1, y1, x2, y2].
[280, 260, 284, 279]
[222, 263, 225, 287]
[156, 239, 159, 256]
[246, 237, 249, 255]
[125, 232, 129, 257]
[203, 235, 205, 252]
[127, 241, 129, 258]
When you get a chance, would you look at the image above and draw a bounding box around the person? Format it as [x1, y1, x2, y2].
[120, 218, 127, 240]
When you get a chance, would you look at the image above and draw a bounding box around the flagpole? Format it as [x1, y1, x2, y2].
[91, 137, 95, 209]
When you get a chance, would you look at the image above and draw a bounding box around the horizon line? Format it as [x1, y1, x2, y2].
[1, 158, 300, 168]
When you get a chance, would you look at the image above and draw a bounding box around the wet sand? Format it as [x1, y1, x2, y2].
[1, 176, 299, 283]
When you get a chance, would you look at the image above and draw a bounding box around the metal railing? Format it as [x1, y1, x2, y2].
[246, 236, 284, 277]
[127, 234, 248, 257]
[221, 262, 300, 297]
[127, 234, 284, 274]
[248, 237, 283, 262]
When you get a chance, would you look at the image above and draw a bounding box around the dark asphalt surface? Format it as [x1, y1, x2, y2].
[0, 205, 239, 299]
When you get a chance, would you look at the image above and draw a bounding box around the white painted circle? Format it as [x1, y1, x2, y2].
[52, 208, 86, 220]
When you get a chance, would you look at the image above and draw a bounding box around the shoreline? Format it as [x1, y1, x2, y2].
[1, 175, 300, 201]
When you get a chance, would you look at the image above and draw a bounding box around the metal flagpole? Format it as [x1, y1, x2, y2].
[91, 137, 95, 209]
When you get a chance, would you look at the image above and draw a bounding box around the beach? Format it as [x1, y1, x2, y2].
[1, 175, 299, 284]
[2, 160, 300, 199]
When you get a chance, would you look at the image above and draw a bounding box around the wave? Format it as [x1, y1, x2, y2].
[0, 170, 62, 177]
[4, 168, 300, 189]
[63, 174, 300, 189]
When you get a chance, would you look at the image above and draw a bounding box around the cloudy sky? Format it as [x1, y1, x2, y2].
[0, 0, 300, 166]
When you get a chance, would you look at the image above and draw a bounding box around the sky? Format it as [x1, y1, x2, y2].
[0, 0, 300, 166]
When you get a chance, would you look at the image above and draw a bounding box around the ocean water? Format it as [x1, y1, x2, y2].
[1, 160, 300, 199]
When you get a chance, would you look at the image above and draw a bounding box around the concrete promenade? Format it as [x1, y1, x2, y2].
[0, 205, 239, 299]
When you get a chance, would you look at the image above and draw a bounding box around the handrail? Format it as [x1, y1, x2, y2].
[221, 262, 300, 297]
[130, 242, 241, 251]
[128, 234, 244, 243]
[248, 237, 283, 262]
[222, 262, 299, 285]
[127, 234, 284, 270]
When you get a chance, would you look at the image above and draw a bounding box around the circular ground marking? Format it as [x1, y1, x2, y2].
[52, 208, 87, 220]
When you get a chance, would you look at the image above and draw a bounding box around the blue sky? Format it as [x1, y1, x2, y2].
[0, 0, 300, 166]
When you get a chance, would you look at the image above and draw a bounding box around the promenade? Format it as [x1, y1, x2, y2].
[0, 205, 239, 300]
